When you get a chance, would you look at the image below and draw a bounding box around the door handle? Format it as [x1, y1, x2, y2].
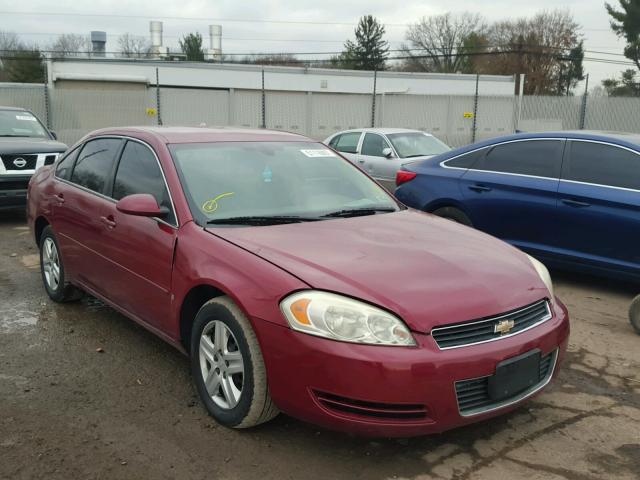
[468, 184, 492, 192]
[358, 159, 365, 164]
[100, 216, 116, 229]
[561, 198, 591, 208]
[53, 193, 65, 204]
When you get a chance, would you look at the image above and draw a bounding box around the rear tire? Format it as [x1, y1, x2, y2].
[190, 296, 278, 428]
[431, 206, 473, 227]
[629, 296, 640, 335]
[39, 226, 82, 303]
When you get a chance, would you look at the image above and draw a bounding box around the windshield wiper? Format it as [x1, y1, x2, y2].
[321, 207, 397, 218]
[206, 215, 322, 226]
[0, 134, 34, 138]
[403, 154, 429, 158]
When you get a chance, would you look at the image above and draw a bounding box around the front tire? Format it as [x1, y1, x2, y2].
[190, 296, 278, 428]
[431, 206, 473, 227]
[39, 226, 82, 302]
[629, 296, 640, 335]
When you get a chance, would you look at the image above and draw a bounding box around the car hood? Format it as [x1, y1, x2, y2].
[207, 210, 549, 333]
[0, 137, 67, 154]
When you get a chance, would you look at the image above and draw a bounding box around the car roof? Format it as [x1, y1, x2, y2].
[331, 128, 435, 136]
[0, 105, 28, 112]
[448, 130, 640, 156]
[86, 126, 314, 144]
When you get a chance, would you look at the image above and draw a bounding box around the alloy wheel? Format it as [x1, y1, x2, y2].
[42, 237, 60, 291]
[199, 320, 245, 409]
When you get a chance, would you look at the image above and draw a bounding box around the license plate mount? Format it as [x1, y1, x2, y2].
[488, 349, 541, 401]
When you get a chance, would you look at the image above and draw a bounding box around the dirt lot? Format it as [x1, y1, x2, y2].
[1, 211, 639, 480]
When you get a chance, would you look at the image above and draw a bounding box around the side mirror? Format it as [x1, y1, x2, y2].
[382, 147, 394, 158]
[116, 194, 167, 218]
[49, 131, 58, 140]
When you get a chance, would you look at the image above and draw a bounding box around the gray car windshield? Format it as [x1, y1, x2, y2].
[171, 141, 399, 225]
[0, 110, 49, 138]
[388, 132, 450, 158]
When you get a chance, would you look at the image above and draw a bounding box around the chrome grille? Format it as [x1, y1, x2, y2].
[431, 299, 551, 349]
[455, 349, 557, 416]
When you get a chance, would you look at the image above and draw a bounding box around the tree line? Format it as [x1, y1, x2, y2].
[1, 1, 638, 96]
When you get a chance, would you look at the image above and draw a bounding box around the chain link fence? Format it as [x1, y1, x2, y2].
[2, 72, 640, 149]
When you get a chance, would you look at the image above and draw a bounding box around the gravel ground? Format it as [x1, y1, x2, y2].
[1, 210, 639, 480]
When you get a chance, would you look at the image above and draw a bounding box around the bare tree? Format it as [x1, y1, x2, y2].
[117, 33, 151, 58]
[49, 34, 91, 58]
[402, 13, 486, 73]
[480, 10, 581, 94]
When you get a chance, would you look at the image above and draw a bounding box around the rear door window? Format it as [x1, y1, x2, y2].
[475, 140, 563, 178]
[334, 132, 361, 154]
[70, 138, 122, 194]
[564, 141, 640, 190]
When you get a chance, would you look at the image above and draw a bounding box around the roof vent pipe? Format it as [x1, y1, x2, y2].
[206, 25, 222, 61]
[90, 31, 106, 57]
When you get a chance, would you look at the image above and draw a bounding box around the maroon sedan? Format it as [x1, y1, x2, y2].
[27, 127, 569, 437]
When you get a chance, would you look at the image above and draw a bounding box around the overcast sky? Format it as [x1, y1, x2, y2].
[2, 1, 633, 89]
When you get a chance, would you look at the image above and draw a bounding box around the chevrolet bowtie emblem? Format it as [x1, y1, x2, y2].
[494, 319, 515, 335]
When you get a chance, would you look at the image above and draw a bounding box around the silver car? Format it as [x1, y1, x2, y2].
[324, 128, 450, 190]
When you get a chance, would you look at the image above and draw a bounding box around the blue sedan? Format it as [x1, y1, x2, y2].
[395, 131, 640, 282]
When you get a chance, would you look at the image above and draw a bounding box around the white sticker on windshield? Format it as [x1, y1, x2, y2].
[300, 149, 336, 158]
[16, 115, 37, 121]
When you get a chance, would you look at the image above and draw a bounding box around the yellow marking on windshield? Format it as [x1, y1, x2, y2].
[202, 192, 235, 213]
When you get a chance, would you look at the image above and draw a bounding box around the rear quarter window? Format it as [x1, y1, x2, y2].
[443, 148, 487, 169]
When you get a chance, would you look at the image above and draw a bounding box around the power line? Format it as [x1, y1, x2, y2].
[0, 48, 636, 66]
[0, 10, 619, 33]
[0, 10, 407, 27]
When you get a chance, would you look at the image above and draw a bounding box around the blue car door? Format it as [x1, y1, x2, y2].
[458, 138, 565, 253]
[554, 139, 640, 276]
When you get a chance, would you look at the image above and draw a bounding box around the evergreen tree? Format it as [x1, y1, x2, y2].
[606, 0, 640, 69]
[179, 33, 205, 61]
[341, 15, 389, 70]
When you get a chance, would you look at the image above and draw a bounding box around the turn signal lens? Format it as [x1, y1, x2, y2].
[396, 170, 417, 186]
[281, 291, 416, 346]
[290, 298, 312, 325]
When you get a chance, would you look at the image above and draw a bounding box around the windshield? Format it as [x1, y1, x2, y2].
[387, 132, 450, 158]
[0, 110, 49, 138]
[170, 141, 399, 225]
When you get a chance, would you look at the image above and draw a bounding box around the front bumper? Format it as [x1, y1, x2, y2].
[0, 175, 31, 210]
[254, 298, 570, 437]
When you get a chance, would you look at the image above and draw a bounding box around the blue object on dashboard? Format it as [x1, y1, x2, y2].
[394, 131, 640, 282]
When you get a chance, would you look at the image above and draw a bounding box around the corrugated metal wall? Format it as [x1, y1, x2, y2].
[2, 82, 640, 149]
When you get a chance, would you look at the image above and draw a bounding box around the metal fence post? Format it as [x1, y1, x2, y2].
[306, 91, 313, 137]
[579, 73, 589, 130]
[155, 68, 163, 126]
[228, 88, 235, 126]
[261, 68, 266, 129]
[42, 58, 51, 130]
[471, 74, 479, 143]
[371, 69, 378, 128]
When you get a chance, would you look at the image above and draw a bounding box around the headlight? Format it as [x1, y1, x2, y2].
[526, 254, 554, 298]
[280, 291, 416, 346]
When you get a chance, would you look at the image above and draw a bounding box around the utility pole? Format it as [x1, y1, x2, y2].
[371, 69, 377, 128]
[579, 74, 589, 130]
